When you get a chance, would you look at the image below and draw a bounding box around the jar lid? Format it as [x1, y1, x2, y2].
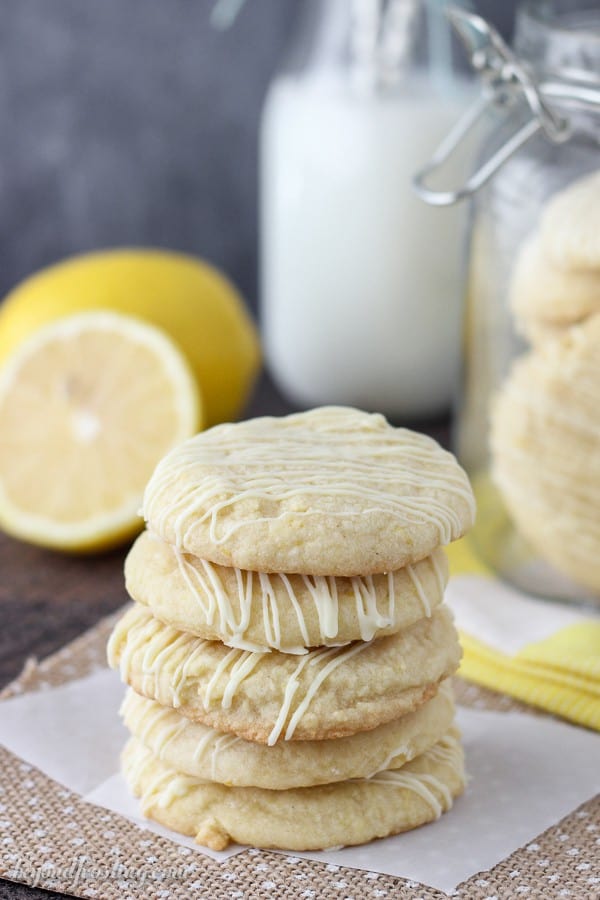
[413, 7, 600, 206]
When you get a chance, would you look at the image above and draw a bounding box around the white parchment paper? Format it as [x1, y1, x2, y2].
[446, 574, 598, 655]
[1, 668, 599, 893]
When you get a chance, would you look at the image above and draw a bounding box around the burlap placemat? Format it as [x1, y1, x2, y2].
[0, 613, 598, 900]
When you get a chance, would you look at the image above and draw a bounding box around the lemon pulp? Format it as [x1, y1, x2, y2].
[0, 310, 201, 551]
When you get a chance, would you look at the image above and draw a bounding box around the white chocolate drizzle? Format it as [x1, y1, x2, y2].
[405, 565, 430, 618]
[120, 692, 242, 781]
[120, 692, 189, 758]
[208, 734, 242, 781]
[368, 771, 450, 818]
[127, 749, 197, 813]
[168, 544, 446, 653]
[369, 743, 411, 778]
[266, 641, 370, 746]
[142, 408, 475, 552]
[364, 732, 463, 818]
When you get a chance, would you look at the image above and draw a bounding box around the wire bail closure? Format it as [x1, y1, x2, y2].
[413, 7, 572, 206]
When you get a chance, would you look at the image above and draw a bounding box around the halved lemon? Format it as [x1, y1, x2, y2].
[0, 310, 201, 551]
[0, 249, 260, 427]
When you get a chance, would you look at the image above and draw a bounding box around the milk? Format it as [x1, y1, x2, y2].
[260, 73, 472, 419]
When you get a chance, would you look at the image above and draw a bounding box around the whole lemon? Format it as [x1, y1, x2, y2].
[0, 249, 261, 426]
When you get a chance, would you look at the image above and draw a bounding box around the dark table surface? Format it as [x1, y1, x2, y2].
[0, 370, 450, 899]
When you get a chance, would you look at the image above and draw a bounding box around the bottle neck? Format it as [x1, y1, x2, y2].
[280, 0, 467, 94]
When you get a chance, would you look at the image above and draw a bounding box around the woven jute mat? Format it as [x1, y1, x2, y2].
[0, 613, 598, 900]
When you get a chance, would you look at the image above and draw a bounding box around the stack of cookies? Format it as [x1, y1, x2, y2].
[491, 315, 600, 595]
[492, 169, 600, 594]
[107, 407, 476, 851]
[510, 170, 600, 345]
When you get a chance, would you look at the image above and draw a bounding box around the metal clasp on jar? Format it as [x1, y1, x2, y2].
[413, 7, 574, 206]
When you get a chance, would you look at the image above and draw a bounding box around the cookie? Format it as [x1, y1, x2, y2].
[510, 233, 600, 338]
[107, 603, 461, 744]
[540, 170, 600, 272]
[125, 531, 449, 652]
[141, 407, 475, 576]
[120, 680, 455, 789]
[121, 728, 465, 850]
[491, 316, 600, 592]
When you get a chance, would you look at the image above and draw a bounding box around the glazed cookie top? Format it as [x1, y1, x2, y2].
[125, 531, 448, 653]
[108, 603, 461, 744]
[121, 729, 465, 852]
[142, 407, 475, 575]
[540, 170, 600, 272]
[120, 682, 455, 789]
[121, 729, 465, 851]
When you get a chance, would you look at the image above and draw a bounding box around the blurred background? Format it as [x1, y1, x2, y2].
[1, 0, 599, 763]
[0, 0, 516, 310]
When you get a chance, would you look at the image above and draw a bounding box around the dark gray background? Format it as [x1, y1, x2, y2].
[0, 1, 516, 314]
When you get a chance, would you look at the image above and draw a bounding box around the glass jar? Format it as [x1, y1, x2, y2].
[260, 0, 474, 420]
[426, 2, 600, 603]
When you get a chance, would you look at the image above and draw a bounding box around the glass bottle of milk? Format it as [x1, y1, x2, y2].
[260, 0, 473, 419]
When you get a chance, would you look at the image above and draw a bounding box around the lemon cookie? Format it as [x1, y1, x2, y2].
[122, 728, 464, 851]
[510, 234, 600, 341]
[120, 680, 455, 789]
[108, 604, 461, 744]
[125, 531, 449, 652]
[142, 407, 475, 576]
[540, 169, 600, 272]
[491, 316, 600, 592]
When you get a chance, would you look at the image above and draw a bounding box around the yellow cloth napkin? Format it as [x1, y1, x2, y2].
[445, 539, 600, 731]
